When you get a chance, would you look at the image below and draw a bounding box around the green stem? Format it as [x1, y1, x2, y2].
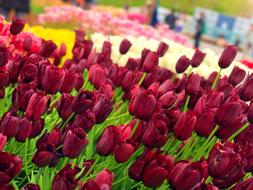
[183, 95, 190, 112]
[211, 68, 222, 90]
[138, 72, 147, 86]
[228, 122, 250, 141]
[130, 120, 140, 138]
[113, 176, 129, 185]
[61, 113, 75, 129]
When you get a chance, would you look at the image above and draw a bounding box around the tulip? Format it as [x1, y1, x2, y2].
[0, 152, 22, 185]
[121, 70, 141, 91]
[0, 67, 9, 89]
[41, 65, 65, 94]
[19, 63, 39, 84]
[99, 81, 114, 99]
[97, 51, 113, 68]
[205, 91, 224, 108]
[159, 91, 177, 109]
[0, 112, 19, 138]
[80, 180, 100, 190]
[16, 117, 32, 142]
[140, 48, 151, 64]
[25, 92, 50, 121]
[142, 51, 159, 73]
[39, 40, 57, 58]
[208, 142, 246, 189]
[156, 41, 169, 57]
[57, 94, 74, 120]
[114, 143, 134, 163]
[191, 49, 206, 67]
[239, 73, 253, 101]
[23, 36, 33, 51]
[92, 94, 113, 123]
[0, 89, 4, 99]
[157, 79, 175, 97]
[0, 45, 8, 67]
[218, 45, 237, 69]
[119, 39, 132, 54]
[186, 73, 201, 95]
[143, 166, 168, 188]
[60, 70, 78, 93]
[0, 133, 7, 151]
[63, 128, 88, 158]
[96, 126, 119, 156]
[228, 66, 246, 86]
[30, 119, 44, 138]
[126, 58, 140, 71]
[88, 64, 107, 89]
[175, 55, 191, 73]
[129, 89, 157, 121]
[195, 109, 216, 137]
[195, 183, 219, 190]
[174, 111, 197, 141]
[157, 67, 174, 82]
[32, 143, 56, 167]
[108, 64, 127, 86]
[0, 184, 15, 190]
[216, 102, 242, 126]
[102, 41, 112, 57]
[73, 39, 93, 60]
[72, 111, 96, 132]
[94, 169, 114, 190]
[7, 60, 21, 83]
[231, 177, 253, 190]
[10, 18, 25, 35]
[52, 163, 81, 190]
[22, 184, 40, 190]
[248, 101, 253, 124]
[75, 30, 85, 43]
[72, 90, 95, 114]
[175, 74, 188, 93]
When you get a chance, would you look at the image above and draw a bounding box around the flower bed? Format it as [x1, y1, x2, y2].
[0, 16, 253, 190]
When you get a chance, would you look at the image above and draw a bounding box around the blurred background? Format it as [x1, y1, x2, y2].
[2, 0, 253, 60]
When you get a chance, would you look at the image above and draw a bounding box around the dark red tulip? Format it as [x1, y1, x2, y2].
[168, 161, 205, 190]
[231, 177, 253, 190]
[0, 67, 9, 89]
[157, 79, 175, 97]
[102, 41, 112, 57]
[94, 169, 114, 190]
[73, 39, 93, 61]
[57, 94, 74, 120]
[19, 63, 39, 84]
[159, 91, 177, 109]
[99, 81, 114, 99]
[16, 117, 32, 142]
[129, 89, 157, 121]
[121, 70, 141, 91]
[22, 184, 40, 190]
[0, 45, 8, 67]
[218, 45, 237, 69]
[30, 119, 44, 138]
[191, 49, 206, 67]
[228, 66, 246, 86]
[75, 30, 85, 43]
[88, 64, 107, 89]
[0, 152, 22, 185]
[206, 91, 224, 108]
[174, 111, 197, 141]
[41, 65, 65, 94]
[72, 111, 96, 132]
[23, 36, 33, 51]
[175, 74, 188, 93]
[216, 102, 242, 126]
[140, 48, 151, 64]
[156, 67, 174, 83]
[195, 183, 219, 190]
[195, 109, 216, 137]
[156, 41, 169, 57]
[60, 70, 79, 93]
[114, 143, 134, 163]
[63, 128, 88, 158]
[248, 101, 253, 124]
[80, 180, 100, 190]
[10, 18, 25, 35]
[25, 92, 50, 121]
[143, 166, 168, 188]
[0, 112, 19, 138]
[0, 133, 7, 151]
[186, 73, 201, 95]
[142, 51, 159, 73]
[0, 184, 15, 190]
[108, 64, 127, 86]
[39, 40, 57, 58]
[7, 60, 21, 83]
[72, 90, 95, 114]
[52, 163, 81, 190]
[176, 55, 191, 73]
[119, 39, 132, 54]
[96, 126, 119, 156]
[32, 144, 56, 167]
[126, 58, 140, 71]
[128, 160, 145, 181]
[208, 142, 246, 189]
[239, 73, 253, 101]
[92, 94, 113, 123]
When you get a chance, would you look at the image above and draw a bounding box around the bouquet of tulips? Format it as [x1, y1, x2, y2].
[1, 16, 253, 190]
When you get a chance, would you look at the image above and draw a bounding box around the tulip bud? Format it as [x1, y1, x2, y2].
[108, 64, 127, 86]
[159, 91, 177, 109]
[25, 92, 50, 121]
[239, 73, 253, 101]
[119, 39, 132, 54]
[228, 66, 246, 86]
[126, 58, 140, 71]
[248, 101, 253, 124]
[121, 70, 141, 91]
[0, 184, 15, 190]
[0, 112, 19, 138]
[60, 70, 79, 93]
[142, 52, 159, 73]
[19, 63, 39, 84]
[80, 180, 100, 190]
[102, 41, 112, 57]
[39, 40, 57, 58]
[157, 79, 175, 97]
[72, 90, 95, 115]
[30, 119, 44, 138]
[218, 45, 237, 69]
[16, 117, 32, 142]
[191, 49, 206, 67]
[176, 55, 191, 73]
[72, 111, 96, 132]
[195, 109, 216, 137]
[92, 94, 113, 123]
[143, 166, 168, 188]
[156, 41, 169, 57]
[0, 152, 22, 185]
[75, 30, 85, 43]
[186, 73, 201, 95]
[63, 128, 88, 158]
[88, 64, 107, 89]
[10, 18, 25, 35]
[0, 133, 7, 151]
[32, 144, 56, 167]
[99, 81, 114, 99]
[174, 111, 197, 141]
[114, 143, 134, 163]
[231, 177, 253, 190]
[23, 36, 33, 52]
[0, 67, 9, 89]
[22, 184, 40, 190]
[57, 94, 74, 120]
[195, 183, 219, 190]
[205, 91, 224, 108]
[0, 45, 8, 67]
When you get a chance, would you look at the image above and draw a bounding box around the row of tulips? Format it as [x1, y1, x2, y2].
[1, 16, 253, 190]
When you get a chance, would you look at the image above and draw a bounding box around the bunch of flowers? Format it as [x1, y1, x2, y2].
[38, 5, 189, 46]
[1, 16, 253, 190]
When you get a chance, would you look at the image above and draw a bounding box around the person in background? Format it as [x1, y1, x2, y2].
[194, 12, 205, 48]
[0, 0, 30, 20]
[165, 8, 177, 30]
[150, 0, 159, 27]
